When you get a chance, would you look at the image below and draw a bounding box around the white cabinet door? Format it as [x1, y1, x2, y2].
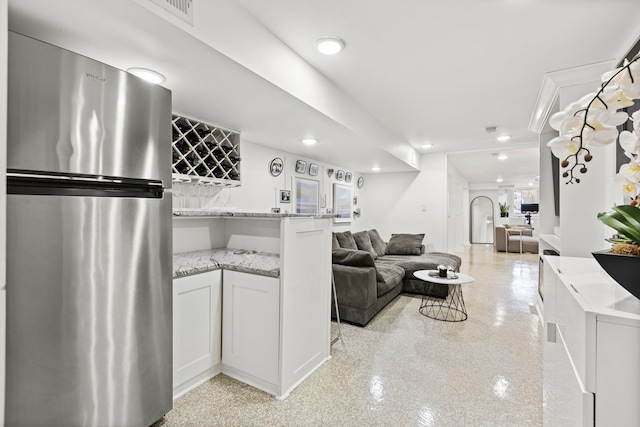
[222, 270, 280, 387]
[596, 321, 640, 427]
[173, 270, 222, 397]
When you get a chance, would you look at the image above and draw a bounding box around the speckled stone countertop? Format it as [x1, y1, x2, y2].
[173, 210, 336, 219]
[173, 248, 280, 279]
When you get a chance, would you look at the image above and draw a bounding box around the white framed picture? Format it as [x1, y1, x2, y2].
[336, 170, 345, 181]
[309, 163, 319, 176]
[333, 183, 352, 223]
[295, 160, 307, 173]
[293, 177, 319, 214]
[345, 172, 352, 183]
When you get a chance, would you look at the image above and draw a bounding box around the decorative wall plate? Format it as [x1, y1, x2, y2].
[269, 158, 283, 177]
[357, 176, 364, 188]
[345, 172, 352, 183]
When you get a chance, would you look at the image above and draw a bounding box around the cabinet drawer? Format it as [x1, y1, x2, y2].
[555, 330, 594, 427]
[556, 277, 596, 390]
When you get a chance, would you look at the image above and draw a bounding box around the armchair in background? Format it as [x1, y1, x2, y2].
[494, 224, 539, 254]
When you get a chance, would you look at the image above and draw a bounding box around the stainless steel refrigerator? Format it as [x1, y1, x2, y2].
[6, 32, 173, 426]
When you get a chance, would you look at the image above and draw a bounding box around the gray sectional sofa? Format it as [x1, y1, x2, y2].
[332, 230, 462, 326]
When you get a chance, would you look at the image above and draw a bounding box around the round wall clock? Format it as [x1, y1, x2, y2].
[357, 176, 364, 189]
[269, 157, 283, 177]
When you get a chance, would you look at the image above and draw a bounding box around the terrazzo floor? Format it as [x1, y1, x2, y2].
[156, 244, 542, 426]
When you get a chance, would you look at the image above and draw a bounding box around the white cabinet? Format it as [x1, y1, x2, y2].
[173, 270, 222, 399]
[544, 256, 640, 426]
[222, 270, 280, 389]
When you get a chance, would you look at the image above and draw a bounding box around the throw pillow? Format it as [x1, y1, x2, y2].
[332, 248, 375, 267]
[332, 233, 340, 250]
[335, 231, 358, 250]
[385, 233, 425, 255]
[367, 229, 387, 257]
[352, 231, 377, 260]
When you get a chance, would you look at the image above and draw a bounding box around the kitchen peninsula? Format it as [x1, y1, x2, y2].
[172, 210, 334, 400]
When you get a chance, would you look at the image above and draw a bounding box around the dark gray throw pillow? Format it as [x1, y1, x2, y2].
[368, 229, 387, 257]
[332, 248, 375, 267]
[385, 233, 425, 255]
[335, 231, 358, 250]
[332, 233, 340, 250]
[352, 230, 377, 260]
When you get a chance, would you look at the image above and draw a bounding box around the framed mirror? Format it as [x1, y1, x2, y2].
[333, 183, 352, 223]
[470, 196, 494, 244]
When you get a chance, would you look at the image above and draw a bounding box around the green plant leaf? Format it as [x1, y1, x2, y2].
[614, 205, 640, 230]
[598, 208, 640, 244]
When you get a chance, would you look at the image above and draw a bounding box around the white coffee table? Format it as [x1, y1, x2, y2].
[413, 270, 475, 322]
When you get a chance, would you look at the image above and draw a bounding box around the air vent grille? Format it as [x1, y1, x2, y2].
[146, 0, 193, 25]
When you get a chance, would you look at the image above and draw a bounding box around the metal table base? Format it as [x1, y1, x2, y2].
[419, 282, 467, 322]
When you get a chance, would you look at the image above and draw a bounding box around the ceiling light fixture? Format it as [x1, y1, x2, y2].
[497, 177, 504, 183]
[371, 167, 381, 172]
[497, 153, 508, 161]
[497, 135, 511, 142]
[302, 138, 317, 145]
[316, 37, 345, 55]
[127, 67, 166, 84]
[422, 143, 434, 149]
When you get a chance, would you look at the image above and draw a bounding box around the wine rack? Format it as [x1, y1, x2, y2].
[171, 114, 241, 186]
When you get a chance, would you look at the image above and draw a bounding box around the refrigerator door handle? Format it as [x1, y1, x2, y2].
[7, 170, 164, 198]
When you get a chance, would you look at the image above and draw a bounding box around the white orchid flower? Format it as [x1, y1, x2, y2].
[615, 171, 640, 199]
[593, 86, 635, 111]
[632, 110, 640, 134]
[619, 159, 640, 182]
[620, 130, 640, 156]
[612, 59, 640, 99]
[549, 101, 586, 133]
[547, 135, 580, 159]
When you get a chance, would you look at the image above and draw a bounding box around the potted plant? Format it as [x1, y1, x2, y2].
[327, 168, 335, 178]
[548, 53, 640, 298]
[499, 202, 510, 218]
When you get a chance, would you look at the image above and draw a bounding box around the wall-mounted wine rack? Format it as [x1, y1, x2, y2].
[171, 114, 241, 186]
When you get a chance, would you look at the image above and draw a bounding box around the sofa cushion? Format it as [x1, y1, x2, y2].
[374, 262, 404, 297]
[378, 252, 462, 279]
[332, 248, 375, 267]
[332, 233, 340, 250]
[335, 231, 358, 250]
[353, 230, 378, 260]
[385, 233, 425, 255]
[368, 229, 387, 257]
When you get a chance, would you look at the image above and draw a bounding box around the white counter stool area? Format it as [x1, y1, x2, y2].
[413, 270, 475, 322]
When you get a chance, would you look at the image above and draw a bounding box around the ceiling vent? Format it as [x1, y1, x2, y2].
[145, 0, 194, 25]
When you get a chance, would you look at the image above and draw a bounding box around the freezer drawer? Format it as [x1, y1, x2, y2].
[5, 193, 172, 427]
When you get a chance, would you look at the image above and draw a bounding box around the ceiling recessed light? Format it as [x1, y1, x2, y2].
[127, 67, 166, 84]
[302, 138, 317, 145]
[422, 143, 433, 149]
[497, 177, 504, 183]
[316, 37, 345, 55]
[497, 153, 508, 161]
[497, 135, 511, 142]
[371, 167, 381, 172]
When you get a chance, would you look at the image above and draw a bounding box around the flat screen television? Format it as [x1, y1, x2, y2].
[521, 203, 539, 213]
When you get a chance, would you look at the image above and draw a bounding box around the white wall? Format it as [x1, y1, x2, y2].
[447, 162, 468, 252]
[172, 140, 359, 253]
[172, 140, 357, 219]
[357, 153, 448, 252]
[1, 0, 7, 423]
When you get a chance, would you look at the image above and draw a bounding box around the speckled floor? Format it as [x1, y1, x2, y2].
[156, 244, 542, 426]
